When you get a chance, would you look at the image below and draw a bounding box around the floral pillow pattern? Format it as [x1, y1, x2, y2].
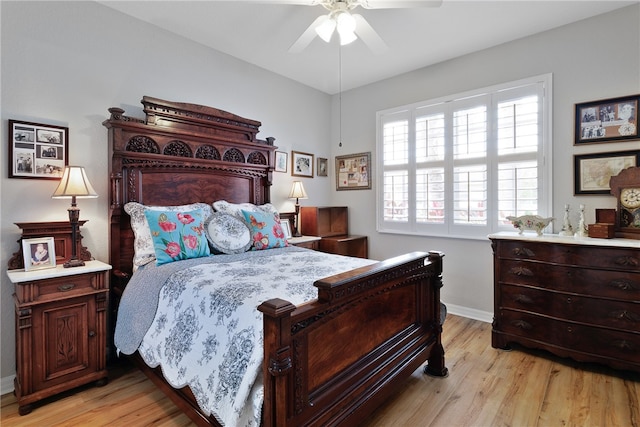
[144, 209, 211, 265]
[124, 202, 213, 270]
[213, 200, 279, 220]
[241, 209, 288, 250]
[205, 212, 252, 254]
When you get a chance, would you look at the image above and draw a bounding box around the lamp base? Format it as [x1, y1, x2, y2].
[63, 258, 85, 268]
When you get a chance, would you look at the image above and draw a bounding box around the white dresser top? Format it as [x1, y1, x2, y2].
[488, 231, 640, 249]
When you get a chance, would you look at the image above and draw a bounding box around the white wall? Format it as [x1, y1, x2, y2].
[0, 1, 331, 387]
[331, 4, 639, 319]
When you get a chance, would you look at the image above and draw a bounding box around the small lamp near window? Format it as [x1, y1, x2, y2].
[52, 166, 98, 268]
[288, 181, 308, 237]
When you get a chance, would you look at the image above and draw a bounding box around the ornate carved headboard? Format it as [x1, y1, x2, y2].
[103, 96, 277, 283]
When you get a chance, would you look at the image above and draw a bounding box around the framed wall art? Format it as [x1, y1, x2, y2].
[291, 150, 314, 177]
[9, 120, 69, 179]
[22, 237, 57, 271]
[574, 149, 640, 195]
[275, 151, 288, 173]
[336, 152, 371, 190]
[317, 157, 328, 177]
[575, 95, 639, 145]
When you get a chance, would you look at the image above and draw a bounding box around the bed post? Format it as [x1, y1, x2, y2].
[424, 250, 448, 377]
[258, 298, 297, 427]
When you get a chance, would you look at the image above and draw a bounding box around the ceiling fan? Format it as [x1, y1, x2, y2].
[214, 0, 443, 54]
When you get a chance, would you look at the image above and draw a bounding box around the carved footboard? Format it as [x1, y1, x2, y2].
[259, 251, 447, 427]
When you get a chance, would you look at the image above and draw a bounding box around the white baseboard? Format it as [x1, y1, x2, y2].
[0, 304, 491, 397]
[1, 374, 15, 396]
[444, 302, 493, 324]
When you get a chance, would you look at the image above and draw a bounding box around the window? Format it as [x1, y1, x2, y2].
[377, 74, 552, 239]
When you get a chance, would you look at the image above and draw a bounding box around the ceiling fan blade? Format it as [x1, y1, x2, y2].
[352, 14, 388, 54]
[205, 0, 324, 4]
[288, 15, 329, 53]
[358, 0, 442, 9]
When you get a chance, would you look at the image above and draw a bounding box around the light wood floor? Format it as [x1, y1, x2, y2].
[2, 315, 639, 426]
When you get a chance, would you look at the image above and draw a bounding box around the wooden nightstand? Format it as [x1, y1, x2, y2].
[288, 235, 321, 250]
[7, 260, 112, 415]
[300, 206, 368, 258]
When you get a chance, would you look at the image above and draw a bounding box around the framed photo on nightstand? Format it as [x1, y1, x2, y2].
[280, 218, 293, 239]
[22, 237, 56, 271]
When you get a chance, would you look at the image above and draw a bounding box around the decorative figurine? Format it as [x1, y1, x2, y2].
[574, 204, 588, 238]
[559, 204, 574, 236]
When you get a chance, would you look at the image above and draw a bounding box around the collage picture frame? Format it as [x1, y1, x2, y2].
[9, 120, 69, 179]
[575, 95, 638, 145]
[335, 152, 371, 190]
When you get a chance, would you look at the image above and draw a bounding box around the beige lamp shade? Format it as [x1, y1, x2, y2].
[288, 181, 308, 200]
[52, 166, 98, 199]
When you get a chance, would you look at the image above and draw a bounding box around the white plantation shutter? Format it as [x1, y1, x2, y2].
[377, 74, 551, 238]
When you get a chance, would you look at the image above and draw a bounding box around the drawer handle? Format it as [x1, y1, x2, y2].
[88, 331, 96, 338]
[511, 320, 532, 330]
[613, 256, 639, 267]
[57, 283, 75, 292]
[512, 247, 535, 257]
[508, 267, 533, 277]
[612, 340, 633, 351]
[609, 310, 640, 322]
[607, 279, 638, 292]
[514, 294, 533, 304]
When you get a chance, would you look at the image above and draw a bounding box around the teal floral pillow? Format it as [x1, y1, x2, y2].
[241, 209, 289, 251]
[144, 209, 211, 265]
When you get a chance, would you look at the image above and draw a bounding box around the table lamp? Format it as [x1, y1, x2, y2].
[52, 166, 98, 267]
[288, 181, 308, 237]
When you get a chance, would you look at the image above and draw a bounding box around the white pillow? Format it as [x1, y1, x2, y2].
[205, 212, 252, 254]
[212, 200, 279, 220]
[124, 202, 214, 270]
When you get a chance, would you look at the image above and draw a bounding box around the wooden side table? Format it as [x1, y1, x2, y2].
[7, 260, 112, 415]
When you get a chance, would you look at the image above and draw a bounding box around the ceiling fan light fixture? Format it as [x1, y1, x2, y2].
[336, 11, 357, 45]
[315, 17, 336, 42]
[338, 29, 357, 45]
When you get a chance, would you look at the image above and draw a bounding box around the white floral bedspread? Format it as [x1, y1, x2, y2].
[127, 247, 375, 427]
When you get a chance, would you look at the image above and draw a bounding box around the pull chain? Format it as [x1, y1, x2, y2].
[339, 45, 343, 148]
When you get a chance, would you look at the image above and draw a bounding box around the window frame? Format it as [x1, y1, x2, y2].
[376, 74, 553, 240]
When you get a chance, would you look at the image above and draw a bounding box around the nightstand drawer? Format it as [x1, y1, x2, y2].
[319, 235, 368, 258]
[26, 273, 98, 303]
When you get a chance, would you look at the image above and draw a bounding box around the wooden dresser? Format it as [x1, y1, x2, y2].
[489, 232, 640, 373]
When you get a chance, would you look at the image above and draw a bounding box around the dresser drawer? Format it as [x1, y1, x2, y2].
[497, 310, 640, 365]
[497, 310, 566, 347]
[497, 240, 640, 272]
[498, 259, 640, 300]
[499, 283, 640, 331]
[15, 272, 100, 304]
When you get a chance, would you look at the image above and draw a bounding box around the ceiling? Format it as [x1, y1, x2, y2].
[98, 1, 636, 95]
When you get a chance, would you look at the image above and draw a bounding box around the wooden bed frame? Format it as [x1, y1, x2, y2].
[104, 96, 447, 427]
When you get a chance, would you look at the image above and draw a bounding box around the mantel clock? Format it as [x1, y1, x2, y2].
[609, 166, 640, 239]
